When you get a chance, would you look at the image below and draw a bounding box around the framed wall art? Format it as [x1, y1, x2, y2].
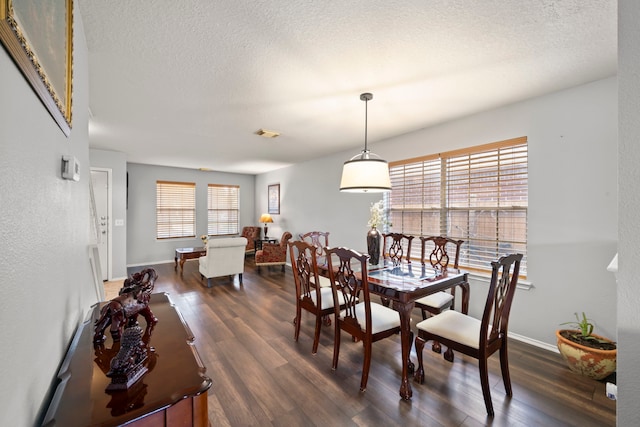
[268, 184, 280, 214]
[0, 0, 73, 136]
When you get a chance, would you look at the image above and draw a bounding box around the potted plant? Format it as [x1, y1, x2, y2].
[556, 312, 617, 380]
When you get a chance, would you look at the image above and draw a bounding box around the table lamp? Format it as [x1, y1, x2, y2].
[260, 213, 273, 238]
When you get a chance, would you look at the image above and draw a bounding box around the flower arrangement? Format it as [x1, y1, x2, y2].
[367, 199, 391, 228]
[200, 234, 208, 245]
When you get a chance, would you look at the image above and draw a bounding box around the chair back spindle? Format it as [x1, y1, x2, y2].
[382, 233, 414, 265]
[482, 254, 522, 347]
[290, 241, 317, 304]
[326, 247, 369, 334]
[299, 231, 330, 259]
[420, 236, 463, 270]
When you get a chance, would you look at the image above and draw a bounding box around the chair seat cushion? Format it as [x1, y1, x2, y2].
[317, 275, 332, 288]
[340, 302, 400, 334]
[309, 287, 345, 310]
[255, 249, 285, 263]
[416, 310, 481, 349]
[415, 291, 454, 309]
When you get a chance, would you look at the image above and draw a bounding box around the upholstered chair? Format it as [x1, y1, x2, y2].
[241, 226, 262, 254]
[198, 237, 248, 287]
[255, 231, 293, 272]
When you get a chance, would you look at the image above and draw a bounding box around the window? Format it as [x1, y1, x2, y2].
[388, 137, 527, 275]
[207, 184, 239, 236]
[156, 181, 196, 239]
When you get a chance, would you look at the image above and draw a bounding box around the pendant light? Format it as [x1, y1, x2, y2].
[339, 93, 391, 192]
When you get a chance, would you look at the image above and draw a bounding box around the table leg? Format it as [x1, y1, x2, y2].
[392, 300, 415, 400]
[174, 251, 179, 270]
[460, 277, 470, 314]
[179, 257, 186, 273]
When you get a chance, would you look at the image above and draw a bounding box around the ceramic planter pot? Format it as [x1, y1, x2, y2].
[556, 329, 617, 380]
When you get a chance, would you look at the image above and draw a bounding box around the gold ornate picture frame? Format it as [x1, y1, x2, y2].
[0, 0, 73, 136]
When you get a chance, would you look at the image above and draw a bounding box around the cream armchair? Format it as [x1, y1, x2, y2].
[199, 237, 247, 287]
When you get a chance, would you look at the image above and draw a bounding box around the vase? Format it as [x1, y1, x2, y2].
[367, 226, 381, 265]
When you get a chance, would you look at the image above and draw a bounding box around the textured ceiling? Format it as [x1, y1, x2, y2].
[78, 0, 616, 174]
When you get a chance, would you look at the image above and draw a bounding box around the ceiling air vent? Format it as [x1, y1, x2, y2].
[255, 128, 280, 138]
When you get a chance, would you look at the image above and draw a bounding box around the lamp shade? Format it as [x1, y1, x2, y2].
[259, 213, 273, 223]
[340, 156, 391, 193]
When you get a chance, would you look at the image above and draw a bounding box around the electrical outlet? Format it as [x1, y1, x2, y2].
[606, 382, 617, 400]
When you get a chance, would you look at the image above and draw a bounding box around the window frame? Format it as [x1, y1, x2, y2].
[156, 180, 196, 240]
[388, 136, 528, 276]
[207, 184, 240, 236]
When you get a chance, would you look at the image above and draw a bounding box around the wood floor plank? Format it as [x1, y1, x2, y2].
[122, 260, 616, 426]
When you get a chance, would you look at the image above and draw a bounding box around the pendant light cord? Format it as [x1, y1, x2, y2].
[364, 96, 368, 153]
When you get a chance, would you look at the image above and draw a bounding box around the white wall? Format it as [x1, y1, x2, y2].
[618, 1, 640, 424]
[89, 148, 128, 279]
[257, 77, 618, 349]
[0, 3, 95, 425]
[126, 163, 256, 266]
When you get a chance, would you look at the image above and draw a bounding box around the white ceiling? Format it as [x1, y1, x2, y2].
[78, 0, 616, 174]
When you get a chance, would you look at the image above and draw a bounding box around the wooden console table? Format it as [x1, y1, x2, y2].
[175, 247, 207, 273]
[42, 293, 212, 427]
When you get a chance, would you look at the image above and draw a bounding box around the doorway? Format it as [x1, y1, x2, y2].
[90, 168, 112, 281]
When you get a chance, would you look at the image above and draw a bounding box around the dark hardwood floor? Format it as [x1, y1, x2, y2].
[130, 259, 616, 426]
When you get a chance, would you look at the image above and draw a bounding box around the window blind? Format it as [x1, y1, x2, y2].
[207, 184, 239, 236]
[388, 137, 527, 275]
[156, 181, 196, 239]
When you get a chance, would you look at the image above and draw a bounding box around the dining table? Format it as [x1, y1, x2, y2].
[319, 258, 469, 400]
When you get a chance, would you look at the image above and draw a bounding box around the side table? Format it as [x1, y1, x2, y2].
[174, 247, 207, 273]
[254, 238, 277, 251]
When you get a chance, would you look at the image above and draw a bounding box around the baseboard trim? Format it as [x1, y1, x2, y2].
[128, 259, 175, 268]
[510, 331, 559, 353]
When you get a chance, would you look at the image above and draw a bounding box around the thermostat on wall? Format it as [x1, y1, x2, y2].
[62, 155, 80, 181]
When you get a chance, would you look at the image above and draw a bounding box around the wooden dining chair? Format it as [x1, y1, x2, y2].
[299, 231, 330, 258]
[414, 253, 523, 417]
[288, 240, 344, 354]
[416, 236, 465, 314]
[382, 233, 414, 265]
[325, 246, 405, 392]
[299, 231, 331, 277]
[414, 236, 465, 353]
